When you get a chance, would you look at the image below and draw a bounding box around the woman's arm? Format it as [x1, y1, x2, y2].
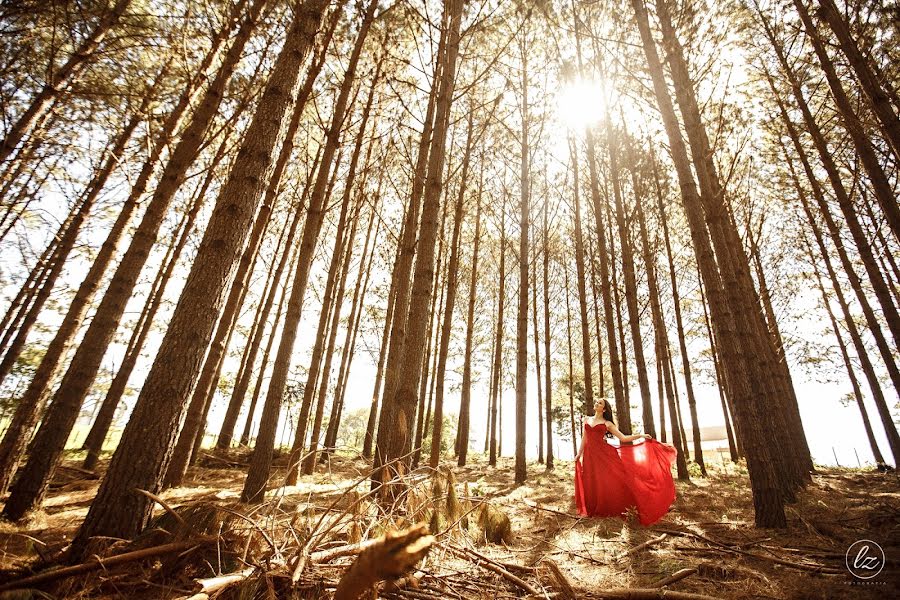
[575, 421, 587, 462]
[606, 421, 651, 443]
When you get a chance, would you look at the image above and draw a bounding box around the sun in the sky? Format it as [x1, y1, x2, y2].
[557, 76, 607, 130]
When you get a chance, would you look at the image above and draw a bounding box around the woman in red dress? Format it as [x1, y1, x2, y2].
[575, 397, 678, 525]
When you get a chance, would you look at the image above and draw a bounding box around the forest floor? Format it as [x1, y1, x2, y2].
[0, 450, 896, 599]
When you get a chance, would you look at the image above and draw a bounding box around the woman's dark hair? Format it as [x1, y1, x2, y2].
[601, 399, 614, 423]
[599, 399, 615, 438]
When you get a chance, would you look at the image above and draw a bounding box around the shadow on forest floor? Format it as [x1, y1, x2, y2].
[0, 449, 896, 599]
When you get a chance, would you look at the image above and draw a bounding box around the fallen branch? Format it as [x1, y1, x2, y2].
[614, 533, 667, 560]
[0, 537, 217, 592]
[651, 567, 697, 588]
[541, 558, 577, 599]
[310, 538, 382, 563]
[673, 544, 843, 574]
[193, 566, 257, 594]
[136, 488, 187, 530]
[593, 588, 723, 599]
[447, 544, 539, 596]
[333, 523, 434, 600]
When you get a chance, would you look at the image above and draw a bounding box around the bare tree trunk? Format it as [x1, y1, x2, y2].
[629, 0, 785, 526]
[804, 235, 886, 465]
[370, 0, 463, 487]
[564, 260, 577, 458]
[780, 138, 900, 464]
[793, 0, 900, 241]
[326, 182, 383, 452]
[696, 260, 739, 461]
[429, 114, 472, 468]
[817, 0, 900, 159]
[648, 154, 699, 472]
[0, 0, 132, 163]
[570, 5, 628, 429]
[303, 200, 363, 474]
[414, 190, 450, 467]
[241, 0, 372, 504]
[374, 8, 447, 455]
[611, 135, 654, 438]
[759, 11, 900, 356]
[587, 233, 605, 398]
[163, 185, 280, 489]
[0, 0, 240, 491]
[531, 223, 544, 464]
[457, 175, 482, 466]
[767, 71, 900, 462]
[568, 141, 595, 416]
[69, 0, 328, 552]
[216, 9, 339, 449]
[514, 31, 531, 484]
[362, 212, 404, 458]
[608, 205, 631, 424]
[659, 0, 810, 492]
[0, 0, 271, 519]
[489, 202, 507, 467]
[634, 179, 667, 443]
[81, 132, 232, 470]
[240, 242, 299, 448]
[542, 195, 554, 470]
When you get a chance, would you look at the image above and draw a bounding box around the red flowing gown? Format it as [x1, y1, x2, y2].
[574, 422, 678, 525]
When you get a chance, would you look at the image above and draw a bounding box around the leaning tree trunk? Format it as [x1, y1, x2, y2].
[781, 135, 900, 464]
[488, 205, 507, 467]
[804, 235, 886, 465]
[629, 0, 785, 526]
[793, 0, 900, 242]
[609, 128, 654, 438]
[0, 67, 163, 386]
[0, 0, 132, 164]
[0, 0, 271, 521]
[429, 113, 472, 468]
[216, 7, 339, 450]
[374, 14, 446, 453]
[659, 0, 810, 494]
[766, 70, 900, 462]
[696, 259, 740, 461]
[241, 0, 375, 504]
[362, 213, 404, 458]
[514, 33, 531, 485]
[759, 11, 900, 362]
[568, 141, 596, 417]
[68, 0, 328, 555]
[456, 184, 482, 467]
[636, 177, 687, 466]
[288, 62, 379, 483]
[0, 0, 238, 492]
[81, 136, 229, 471]
[531, 224, 544, 464]
[543, 194, 554, 470]
[302, 201, 362, 474]
[818, 0, 900, 161]
[570, 5, 628, 429]
[326, 188, 383, 451]
[587, 234, 606, 398]
[564, 260, 578, 458]
[163, 189, 279, 490]
[371, 0, 463, 491]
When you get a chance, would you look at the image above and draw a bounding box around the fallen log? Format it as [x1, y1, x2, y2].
[0, 537, 217, 592]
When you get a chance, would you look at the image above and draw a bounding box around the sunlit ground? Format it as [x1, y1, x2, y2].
[0, 448, 896, 598]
